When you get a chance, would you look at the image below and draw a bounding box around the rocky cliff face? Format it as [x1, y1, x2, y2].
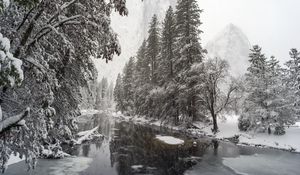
[206, 24, 251, 77]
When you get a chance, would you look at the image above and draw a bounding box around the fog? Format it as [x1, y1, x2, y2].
[95, 0, 300, 81]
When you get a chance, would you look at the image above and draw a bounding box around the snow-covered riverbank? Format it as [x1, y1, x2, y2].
[197, 115, 300, 152]
[112, 112, 300, 153]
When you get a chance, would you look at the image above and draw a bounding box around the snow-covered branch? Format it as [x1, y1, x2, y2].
[75, 126, 103, 145]
[28, 15, 82, 48]
[0, 108, 30, 134]
[47, 0, 78, 25]
[216, 82, 238, 114]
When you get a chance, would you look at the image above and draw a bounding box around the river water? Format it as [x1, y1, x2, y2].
[4, 113, 300, 175]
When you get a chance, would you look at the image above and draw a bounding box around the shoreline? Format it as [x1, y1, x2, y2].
[112, 112, 300, 154]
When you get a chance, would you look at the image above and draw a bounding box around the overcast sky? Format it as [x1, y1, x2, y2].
[95, 0, 300, 81]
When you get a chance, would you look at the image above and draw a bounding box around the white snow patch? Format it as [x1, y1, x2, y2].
[41, 148, 70, 159]
[196, 115, 300, 152]
[2, 0, 10, 8]
[294, 122, 300, 127]
[223, 154, 300, 175]
[131, 165, 143, 169]
[7, 153, 23, 166]
[155, 135, 184, 145]
[80, 109, 101, 116]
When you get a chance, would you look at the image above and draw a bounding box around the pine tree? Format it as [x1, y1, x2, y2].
[174, 0, 204, 71]
[108, 81, 114, 107]
[240, 45, 270, 131]
[285, 49, 300, 119]
[151, 6, 179, 123]
[135, 41, 151, 86]
[157, 6, 176, 85]
[146, 15, 160, 85]
[133, 41, 152, 116]
[174, 0, 205, 121]
[114, 74, 125, 113]
[265, 56, 288, 134]
[122, 57, 136, 114]
[95, 81, 103, 109]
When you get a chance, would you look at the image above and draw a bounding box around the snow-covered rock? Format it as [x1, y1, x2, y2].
[155, 135, 184, 145]
[206, 23, 251, 77]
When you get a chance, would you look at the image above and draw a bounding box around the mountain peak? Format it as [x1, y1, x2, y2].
[206, 23, 251, 77]
[225, 23, 238, 30]
[226, 23, 238, 29]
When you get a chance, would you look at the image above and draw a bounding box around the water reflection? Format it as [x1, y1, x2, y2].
[4, 113, 300, 175]
[77, 114, 219, 175]
[110, 122, 210, 175]
[82, 144, 90, 157]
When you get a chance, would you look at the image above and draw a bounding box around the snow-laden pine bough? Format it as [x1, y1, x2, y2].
[0, 108, 30, 134]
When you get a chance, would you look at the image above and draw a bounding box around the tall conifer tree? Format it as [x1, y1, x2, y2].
[114, 74, 125, 112]
[146, 15, 160, 85]
[134, 41, 152, 115]
[122, 57, 136, 113]
[157, 6, 176, 85]
[174, 0, 205, 120]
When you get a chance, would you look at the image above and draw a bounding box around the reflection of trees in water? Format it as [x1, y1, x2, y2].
[109, 122, 211, 175]
[73, 113, 111, 156]
[95, 139, 104, 150]
[82, 144, 91, 157]
[94, 113, 114, 137]
[212, 139, 219, 156]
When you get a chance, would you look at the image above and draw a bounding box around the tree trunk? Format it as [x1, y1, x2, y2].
[212, 113, 218, 133]
[191, 96, 196, 121]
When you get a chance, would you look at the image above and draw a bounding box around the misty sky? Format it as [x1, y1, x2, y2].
[95, 0, 300, 81]
[199, 0, 300, 62]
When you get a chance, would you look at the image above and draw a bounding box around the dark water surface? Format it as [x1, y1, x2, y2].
[4, 113, 300, 175]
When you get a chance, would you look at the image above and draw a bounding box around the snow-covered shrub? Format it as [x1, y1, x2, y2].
[0, 33, 25, 173]
[0, 145, 10, 173]
[274, 125, 285, 135]
[0, 33, 23, 87]
[238, 116, 251, 131]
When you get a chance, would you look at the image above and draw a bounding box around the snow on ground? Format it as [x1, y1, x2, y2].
[7, 153, 23, 166]
[155, 135, 185, 145]
[80, 109, 102, 116]
[223, 153, 300, 175]
[199, 115, 241, 138]
[131, 165, 143, 170]
[114, 111, 300, 152]
[75, 126, 104, 145]
[41, 149, 70, 159]
[196, 114, 300, 152]
[112, 112, 181, 129]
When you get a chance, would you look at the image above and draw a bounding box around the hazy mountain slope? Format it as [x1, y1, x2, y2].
[94, 0, 176, 83]
[206, 24, 251, 77]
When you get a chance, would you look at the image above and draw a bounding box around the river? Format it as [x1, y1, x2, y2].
[4, 113, 300, 175]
